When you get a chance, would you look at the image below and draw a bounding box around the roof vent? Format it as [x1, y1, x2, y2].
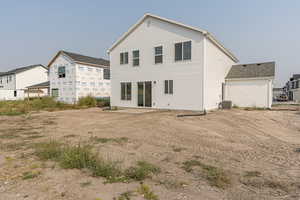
[257, 63, 261, 66]
[243, 65, 247, 67]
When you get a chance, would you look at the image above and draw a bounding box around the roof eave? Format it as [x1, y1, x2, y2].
[226, 76, 275, 81]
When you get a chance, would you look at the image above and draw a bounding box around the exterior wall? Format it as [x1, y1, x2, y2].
[0, 90, 24, 100]
[15, 66, 48, 90]
[75, 64, 110, 101]
[225, 78, 273, 108]
[49, 54, 110, 104]
[110, 16, 205, 111]
[49, 55, 77, 103]
[204, 38, 236, 110]
[293, 89, 300, 102]
[0, 74, 16, 90]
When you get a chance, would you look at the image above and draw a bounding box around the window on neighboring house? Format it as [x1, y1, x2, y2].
[296, 80, 300, 88]
[154, 46, 163, 64]
[132, 50, 140, 66]
[175, 41, 192, 61]
[6, 76, 9, 83]
[103, 68, 110, 80]
[121, 82, 132, 100]
[52, 89, 59, 97]
[120, 52, 129, 64]
[14, 90, 17, 97]
[58, 66, 66, 78]
[164, 80, 173, 94]
[0, 77, 2, 84]
[9, 76, 12, 82]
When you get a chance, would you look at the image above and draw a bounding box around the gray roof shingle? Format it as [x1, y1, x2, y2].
[0, 64, 47, 76]
[226, 62, 275, 79]
[61, 51, 109, 67]
[27, 81, 50, 89]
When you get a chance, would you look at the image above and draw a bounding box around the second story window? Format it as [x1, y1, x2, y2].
[58, 66, 66, 78]
[175, 41, 192, 61]
[9, 76, 12, 82]
[103, 68, 110, 80]
[132, 50, 140, 66]
[154, 46, 163, 64]
[120, 52, 128, 65]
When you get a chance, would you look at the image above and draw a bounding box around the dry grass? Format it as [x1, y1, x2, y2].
[182, 160, 231, 189]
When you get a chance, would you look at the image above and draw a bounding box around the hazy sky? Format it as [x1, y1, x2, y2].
[0, 0, 299, 87]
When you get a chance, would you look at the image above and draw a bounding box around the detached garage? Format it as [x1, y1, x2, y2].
[225, 62, 275, 108]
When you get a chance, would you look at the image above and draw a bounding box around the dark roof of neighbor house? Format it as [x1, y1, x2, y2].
[0, 64, 47, 76]
[27, 81, 50, 89]
[47, 50, 110, 68]
[226, 62, 275, 79]
[292, 74, 300, 80]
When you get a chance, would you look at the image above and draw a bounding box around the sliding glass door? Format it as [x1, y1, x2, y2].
[137, 81, 152, 107]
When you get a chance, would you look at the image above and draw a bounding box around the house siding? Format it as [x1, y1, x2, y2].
[204, 38, 236, 110]
[225, 79, 273, 108]
[110, 16, 205, 111]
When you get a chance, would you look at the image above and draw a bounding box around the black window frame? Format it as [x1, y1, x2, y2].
[52, 88, 59, 97]
[120, 52, 129, 65]
[175, 41, 192, 61]
[132, 50, 140, 67]
[121, 82, 132, 100]
[103, 68, 110, 80]
[154, 46, 163, 64]
[58, 66, 66, 78]
[164, 80, 173, 95]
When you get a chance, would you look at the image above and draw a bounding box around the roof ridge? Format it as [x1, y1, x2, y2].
[61, 50, 108, 61]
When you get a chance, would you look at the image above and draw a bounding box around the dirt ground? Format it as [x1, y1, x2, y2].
[0, 105, 300, 200]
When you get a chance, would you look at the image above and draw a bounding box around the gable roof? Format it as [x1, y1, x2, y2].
[47, 50, 109, 68]
[0, 64, 47, 76]
[226, 62, 275, 79]
[108, 13, 238, 63]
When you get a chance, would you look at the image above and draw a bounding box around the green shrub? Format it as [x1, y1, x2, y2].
[34, 140, 62, 160]
[96, 97, 110, 107]
[125, 161, 160, 181]
[78, 96, 97, 107]
[136, 184, 159, 200]
[22, 171, 40, 180]
[182, 160, 231, 189]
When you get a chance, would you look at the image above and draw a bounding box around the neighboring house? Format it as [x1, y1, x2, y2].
[284, 74, 300, 102]
[108, 13, 273, 110]
[0, 65, 48, 100]
[26, 81, 50, 98]
[224, 62, 275, 108]
[48, 50, 110, 104]
[273, 87, 284, 101]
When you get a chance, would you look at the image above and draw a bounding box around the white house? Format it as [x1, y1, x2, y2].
[224, 62, 275, 108]
[0, 65, 48, 100]
[108, 13, 274, 111]
[48, 50, 110, 104]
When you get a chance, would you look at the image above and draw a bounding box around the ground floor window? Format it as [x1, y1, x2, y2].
[164, 80, 173, 94]
[121, 82, 131, 100]
[52, 88, 59, 97]
[14, 90, 17, 97]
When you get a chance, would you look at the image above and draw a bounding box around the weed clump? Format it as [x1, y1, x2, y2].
[182, 160, 231, 189]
